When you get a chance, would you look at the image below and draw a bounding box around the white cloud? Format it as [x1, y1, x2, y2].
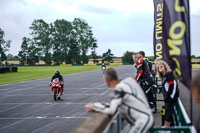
[190, 0, 200, 15]
[76, 0, 153, 14]
[24, 0, 49, 5]
[1, 0, 200, 56]
[24, 0, 79, 15]
[48, 1, 79, 15]
[23, 0, 200, 17]
[24, 0, 154, 16]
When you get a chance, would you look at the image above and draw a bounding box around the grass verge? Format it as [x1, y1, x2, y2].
[0, 66, 101, 85]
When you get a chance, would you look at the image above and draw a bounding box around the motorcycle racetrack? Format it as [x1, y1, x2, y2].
[0, 65, 136, 133]
[0, 65, 199, 133]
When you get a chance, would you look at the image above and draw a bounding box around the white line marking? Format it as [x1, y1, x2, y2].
[31, 120, 58, 133]
[0, 102, 87, 105]
[1, 115, 88, 131]
[0, 119, 26, 130]
[0, 116, 88, 120]
[36, 116, 47, 119]
[0, 104, 22, 113]
[1, 94, 111, 97]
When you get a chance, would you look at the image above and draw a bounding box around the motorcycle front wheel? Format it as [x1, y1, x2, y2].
[54, 90, 57, 101]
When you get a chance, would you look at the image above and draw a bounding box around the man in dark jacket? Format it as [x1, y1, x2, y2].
[132, 53, 156, 113]
[51, 70, 64, 94]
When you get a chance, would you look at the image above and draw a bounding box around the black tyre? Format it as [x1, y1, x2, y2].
[54, 90, 57, 101]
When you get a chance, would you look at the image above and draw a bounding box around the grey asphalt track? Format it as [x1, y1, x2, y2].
[0, 66, 199, 133]
[0, 65, 136, 133]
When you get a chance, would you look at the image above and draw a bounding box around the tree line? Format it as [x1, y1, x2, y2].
[5, 18, 199, 65]
[0, 18, 119, 65]
[18, 18, 98, 65]
[0, 28, 11, 62]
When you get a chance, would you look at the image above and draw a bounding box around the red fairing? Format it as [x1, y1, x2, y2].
[168, 81, 174, 85]
[51, 79, 62, 93]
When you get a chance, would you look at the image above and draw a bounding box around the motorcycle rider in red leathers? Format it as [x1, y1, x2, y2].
[51, 70, 64, 94]
[132, 53, 156, 113]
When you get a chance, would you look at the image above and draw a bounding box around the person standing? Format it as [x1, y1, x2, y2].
[138, 51, 155, 78]
[101, 62, 106, 73]
[157, 60, 179, 127]
[85, 68, 154, 133]
[132, 53, 156, 113]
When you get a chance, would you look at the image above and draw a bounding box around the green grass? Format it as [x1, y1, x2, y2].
[0, 66, 101, 85]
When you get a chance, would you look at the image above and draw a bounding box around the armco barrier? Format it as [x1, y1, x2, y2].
[73, 96, 197, 133]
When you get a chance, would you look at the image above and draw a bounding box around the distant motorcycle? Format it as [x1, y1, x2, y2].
[102, 66, 106, 73]
[50, 78, 62, 101]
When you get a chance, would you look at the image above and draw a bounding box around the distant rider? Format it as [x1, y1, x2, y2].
[101, 63, 106, 69]
[51, 70, 64, 94]
[101, 62, 106, 73]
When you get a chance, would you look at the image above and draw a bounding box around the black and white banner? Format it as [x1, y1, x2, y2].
[153, 0, 191, 87]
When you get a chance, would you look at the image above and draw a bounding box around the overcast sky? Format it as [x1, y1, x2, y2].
[0, 0, 200, 57]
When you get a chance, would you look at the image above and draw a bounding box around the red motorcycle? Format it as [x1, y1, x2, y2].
[50, 78, 62, 101]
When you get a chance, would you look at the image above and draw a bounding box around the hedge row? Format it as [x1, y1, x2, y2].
[60, 63, 124, 67]
[192, 64, 200, 69]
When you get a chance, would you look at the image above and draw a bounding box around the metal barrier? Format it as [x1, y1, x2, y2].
[174, 99, 191, 126]
[153, 77, 163, 102]
[73, 77, 197, 133]
[150, 126, 196, 133]
[102, 100, 196, 133]
[102, 112, 128, 133]
[73, 102, 196, 133]
[150, 98, 197, 133]
[103, 79, 197, 133]
[150, 77, 197, 133]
